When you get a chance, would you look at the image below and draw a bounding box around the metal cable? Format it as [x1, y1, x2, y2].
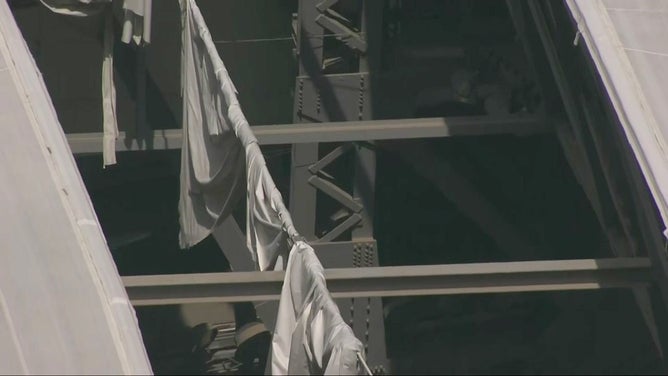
[357, 352, 373, 376]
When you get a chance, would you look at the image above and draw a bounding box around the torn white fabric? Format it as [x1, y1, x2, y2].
[179, 0, 300, 264]
[565, 0, 668, 236]
[179, 2, 366, 373]
[245, 137, 299, 270]
[178, 0, 245, 249]
[39, 0, 109, 16]
[246, 145, 289, 271]
[271, 241, 365, 375]
[0, 2, 151, 373]
[39, 0, 152, 167]
[102, 7, 118, 166]
[121, 0, 152, 45]
[38, 1, 117, 166]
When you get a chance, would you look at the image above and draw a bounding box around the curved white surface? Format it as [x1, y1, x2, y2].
[567, 0, 668, 236]
[0, 1, 152, 373]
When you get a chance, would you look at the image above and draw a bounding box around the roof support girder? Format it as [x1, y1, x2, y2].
[66, 115, 548, 154]
[123, 257, 650, 306]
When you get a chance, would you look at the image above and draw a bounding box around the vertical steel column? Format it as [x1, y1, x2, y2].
[352, 2, 387, 373]
[291, 0, 388, 372]
[289, 1, 322, 241]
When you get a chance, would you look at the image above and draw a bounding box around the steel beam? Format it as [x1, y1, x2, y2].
[123, 257, 651, 306]
[66, 115, 547, 154]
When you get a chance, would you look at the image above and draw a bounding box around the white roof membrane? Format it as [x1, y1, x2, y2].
[0, 0, 151, 373]
[567, 0, 668, 236]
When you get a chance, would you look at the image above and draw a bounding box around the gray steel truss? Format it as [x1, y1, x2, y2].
[48, 0, 668, 372]
[288, 0, 390, 369]
[66, 115, 546, 153]
[123, 257, 651, 306]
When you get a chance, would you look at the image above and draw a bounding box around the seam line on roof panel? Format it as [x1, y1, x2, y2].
[0, 6, 132, 373]
[0, 288, 29, 373]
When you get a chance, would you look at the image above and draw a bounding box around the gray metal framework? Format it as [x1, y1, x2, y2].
[123, 257, 651, 306]
[50, 0, 668, 372]
[288, 1, 388, 366]
[65, 115, 545, 153]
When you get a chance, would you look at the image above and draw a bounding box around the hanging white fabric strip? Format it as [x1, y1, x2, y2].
[38, 1, 117, 167]
[116, 0, 152, 167]
[271, 241, 365, 375]
[39, 0, 109, 16]
[181, 0, 301, 268]
[179, 2, 367, 373]
[178, 0, 245, 249]
[102, 7, 118, 167]
[121, 0, 152, 45]
[39, 0, 153, 167]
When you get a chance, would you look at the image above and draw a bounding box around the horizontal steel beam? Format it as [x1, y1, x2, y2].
[67, 115, 547, 154]
[123, 257, 650, 306]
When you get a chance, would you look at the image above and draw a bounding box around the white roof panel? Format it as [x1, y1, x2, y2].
[0, 0, 151, 373]
[567, 0, 668, 236]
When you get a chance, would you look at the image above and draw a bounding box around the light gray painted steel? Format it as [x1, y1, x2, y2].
[257, 115, 544, 143]
[308, 175, 363, 213]
[289, 0, 323, 242]
[308, 143, 354, 174]
[123, 257, 651, 306]
[212, 217, 256, 272]
[68, 129, 182, 153]
[318, 214, 363, 243]
[289, 141, 318, 240]
[66, 115, 546, 153]
[291, 0, 389, 368]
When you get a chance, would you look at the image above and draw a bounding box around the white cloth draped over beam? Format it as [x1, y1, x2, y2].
[179, 1, 367, 373]
[39, 0, 152, 167]
[271, 241, 365, 375]
[177, 2, 245, 252]
[178, 0, 298, 272]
